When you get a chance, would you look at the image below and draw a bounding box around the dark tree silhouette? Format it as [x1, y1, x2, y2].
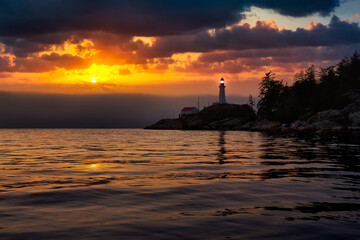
[257, 71, 285, 120]
[257, 51, 360, 123]
[248, 94, 255, 111]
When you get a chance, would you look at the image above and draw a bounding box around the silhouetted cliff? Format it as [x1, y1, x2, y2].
[145, 103, 256, 130]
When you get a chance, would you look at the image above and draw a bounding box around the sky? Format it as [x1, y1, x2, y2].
[0, 0, 360, 127]
[0, 0, 359, 97]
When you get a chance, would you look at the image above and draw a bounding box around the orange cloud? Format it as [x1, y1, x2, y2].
[255, 19, 279, 30]
[0, 16, 358, 96]
[353, 13, 360, 20]
[308, 20, 322, 30]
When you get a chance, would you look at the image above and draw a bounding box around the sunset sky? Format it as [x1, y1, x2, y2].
[0, 0, 360, 96]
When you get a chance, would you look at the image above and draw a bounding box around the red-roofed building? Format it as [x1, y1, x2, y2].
[180, 107, 199, 117]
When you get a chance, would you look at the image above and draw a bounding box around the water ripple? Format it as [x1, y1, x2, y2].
[0, 129, 359, 239]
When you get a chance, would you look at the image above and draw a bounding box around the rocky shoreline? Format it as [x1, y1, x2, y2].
[145, 93, 360, 136]
[145, 103, 256, 130]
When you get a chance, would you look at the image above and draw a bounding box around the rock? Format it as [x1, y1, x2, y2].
[239, 121, 254, 130]
[308, 109, 348, 127]
[146, 92, 360, 132]
[342, 92, 360, 113]
[251, 120, 280, 130]
[181, 116, 203, 129]
[199, 103, 256, 123]
[310, 120, 339, 129]
[310, 109, 342, 122]
[146, 103, 256, 130]
[290, 120, 310, 129]
[348, 111, 360, 126]
[145, 119, 182, 130]
[210, 117, 245, 127]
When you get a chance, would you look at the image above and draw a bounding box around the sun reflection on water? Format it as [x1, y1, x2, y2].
[90, 163, 99, 168]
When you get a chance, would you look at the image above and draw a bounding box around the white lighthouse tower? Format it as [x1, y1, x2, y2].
[219, 77, 226, 104]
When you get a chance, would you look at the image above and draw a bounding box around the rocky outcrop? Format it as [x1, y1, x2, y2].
[349, 111, 360, 126]
[198, 103, 256, 122]
[284, 92, 360, 131]
[146, 91, 360, 133]
[145, 103, 256, 130]
[251, 120, 281, 131]
[145, 118, 182, 130]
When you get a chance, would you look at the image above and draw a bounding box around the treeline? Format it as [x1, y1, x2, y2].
[257, 51, 360, 123]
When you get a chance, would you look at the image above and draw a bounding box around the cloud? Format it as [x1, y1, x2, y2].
[0, 0, 353, 84]
[353, 13, 360, 20]
[41, 53, 91, 70]
[0, 1, 244, 37]
[0, 0, 339, 38]
[2, 15, 359, 76]
[173, 58, 268, 75]
[170, 43, 360, 77]
[0, 53, 90, 73]
[252, 0, 339, 17]
[138, 16, 360, 58]
[197, 45, 360, 63]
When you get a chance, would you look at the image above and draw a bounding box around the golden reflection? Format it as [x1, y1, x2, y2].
[217, 131, 227, 164]
[90, 163, 98, 168]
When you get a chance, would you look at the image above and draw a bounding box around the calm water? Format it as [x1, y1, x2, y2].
[0, 129, 359, 239]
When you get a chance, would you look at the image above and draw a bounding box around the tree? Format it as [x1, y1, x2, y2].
[256, 50, 360, 124]
[248, 94, 255, 111]
[257, 71, 285, 120]
[349, 50, 360, 88]
[290, 65, 319, 114]
[293, 65, 316, 86]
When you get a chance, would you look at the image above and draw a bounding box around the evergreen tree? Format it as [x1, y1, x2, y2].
[248, 94, 255, 111]
[257, 50, 360, 123]
[257, 71, 285, 120]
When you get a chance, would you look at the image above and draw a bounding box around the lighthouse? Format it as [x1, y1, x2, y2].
[219, 77, 226, 104]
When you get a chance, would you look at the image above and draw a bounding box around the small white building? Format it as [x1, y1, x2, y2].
[180, 107, 199, 117]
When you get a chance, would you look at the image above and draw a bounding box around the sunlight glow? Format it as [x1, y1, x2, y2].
[133, 36, 157, 46]
[91, 77, 97, 83]
[38, 39, 98, 58]
[90, 163, 98, 168]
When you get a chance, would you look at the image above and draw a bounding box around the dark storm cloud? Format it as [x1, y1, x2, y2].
[3, 15, 359, 73]
[0, 31, 137, 59]
[0, 1, 349, 74]
[252, 0, 340, 17]
[0, 0, 244, 37]
[173, 44, 360, 75]
[0, 37, 48, 58]
[0, 53, 90, 72]
[41, 53, 91, 69]
[0, 0, 339, 38]
[138, 16, 360, 58]
[198, 44, 360, 63]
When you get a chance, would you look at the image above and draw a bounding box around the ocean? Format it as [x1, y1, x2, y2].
[0, 129, 359, 239]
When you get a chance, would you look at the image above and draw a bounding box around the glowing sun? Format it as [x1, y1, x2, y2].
[90, 77, 97, 83]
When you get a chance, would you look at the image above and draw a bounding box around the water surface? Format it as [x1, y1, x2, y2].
[0, 129, 359, 239]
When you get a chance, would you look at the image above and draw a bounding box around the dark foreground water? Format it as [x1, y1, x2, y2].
[0, 129, 359, 239]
